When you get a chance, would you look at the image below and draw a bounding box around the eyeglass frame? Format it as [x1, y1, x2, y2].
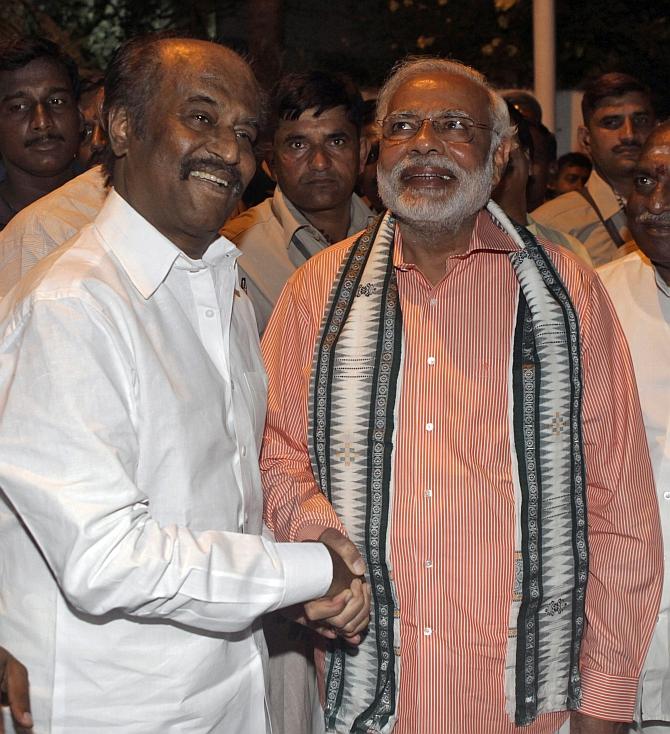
[376, 113, 494, 144]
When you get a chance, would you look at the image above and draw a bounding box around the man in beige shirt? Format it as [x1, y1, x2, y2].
[222, 71, 373, 335]
[533, 72, 655, 266]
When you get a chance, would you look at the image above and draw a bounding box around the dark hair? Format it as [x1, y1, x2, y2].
[361, 98, 377, 127]
[557, 151, 592, 173]
[501, 89, 542, 125]
[528, 120, 557, 164]
[0, 36, 80, 99]
[102, 33, 264, 182]
[272, 71, 364, 135]
[506, 102, 534, 160]
[581, 72, 651, 125]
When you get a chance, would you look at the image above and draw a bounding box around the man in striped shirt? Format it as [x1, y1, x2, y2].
[260, 57, 662, 734]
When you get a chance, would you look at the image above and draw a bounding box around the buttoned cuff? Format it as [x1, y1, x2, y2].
[578, 667, 639, 722]
[275, 541, 332, 609]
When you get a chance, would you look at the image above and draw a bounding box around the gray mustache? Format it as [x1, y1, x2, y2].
[637, 212, 670, 225]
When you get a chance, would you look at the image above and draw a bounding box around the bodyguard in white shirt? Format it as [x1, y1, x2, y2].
[598, 122, 670, 734]
[0, 35, 369, 733]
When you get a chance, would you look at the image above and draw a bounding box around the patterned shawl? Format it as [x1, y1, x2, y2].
[308, 202, 588, 732]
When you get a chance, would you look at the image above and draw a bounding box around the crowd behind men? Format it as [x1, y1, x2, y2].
[0, 28, 668, 734]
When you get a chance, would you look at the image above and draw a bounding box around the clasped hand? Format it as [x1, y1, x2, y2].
[293, 529, 371, 645]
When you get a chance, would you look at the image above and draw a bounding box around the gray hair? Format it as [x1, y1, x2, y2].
[376, 57, 515, 151]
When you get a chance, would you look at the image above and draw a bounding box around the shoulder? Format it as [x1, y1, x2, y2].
[222, 198, 277, 243]
[597, 249, 648, 288]
[532, 191, 590, 227]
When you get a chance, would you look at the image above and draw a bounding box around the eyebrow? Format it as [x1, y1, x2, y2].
[1, 86, 73, 103]
[386, 108, 472, 118]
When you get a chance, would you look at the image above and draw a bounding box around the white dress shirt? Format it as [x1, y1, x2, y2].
[0, 189, 332, 733]
[599, 250, 670, 723]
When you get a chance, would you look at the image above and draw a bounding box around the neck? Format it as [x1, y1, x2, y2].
[301, 201, 352, 244]
[0, 165, 74, 213]
[398, 211, 478, 285]
[493, 190, 526, 226]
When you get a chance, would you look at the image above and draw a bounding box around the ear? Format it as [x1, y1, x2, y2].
[358, 135, 371, 176]
[107, 105, 131, 158]
[491, 137, 513, 189]
[264, 148, 277, 182]
[577, 125, 591, 155]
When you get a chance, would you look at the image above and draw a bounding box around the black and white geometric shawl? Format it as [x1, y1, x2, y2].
[308, 202, 588, 732]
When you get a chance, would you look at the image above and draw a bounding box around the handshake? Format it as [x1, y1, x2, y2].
[296, 528, 371, 645]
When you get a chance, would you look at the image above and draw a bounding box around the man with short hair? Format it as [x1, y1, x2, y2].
[550, 152, 592, 197]
[598, 121, 670, 734]
[533, 72, 656, 265]
[222, 70, 372, 334]
[0, 37, 82, 229]
[77, 75, 107, 169]
[0, 34, 368, 733]
[261, 57, 662, 733]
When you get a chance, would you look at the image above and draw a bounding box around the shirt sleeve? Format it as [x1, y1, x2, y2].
[577, 271, 663, 721]
[0, 296, 332, 634]
[260, 271, 346, 542]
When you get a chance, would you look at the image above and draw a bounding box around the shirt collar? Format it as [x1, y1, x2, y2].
[94, 189, 239, 299]
[271, 186, 373, 248]
[585, 169, 623, 221]
[393, 207, 520, 269]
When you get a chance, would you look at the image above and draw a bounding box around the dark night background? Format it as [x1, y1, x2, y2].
[2, 0, 669, 115]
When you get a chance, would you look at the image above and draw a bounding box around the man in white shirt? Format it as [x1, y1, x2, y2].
[533, 73, 656, 266]
[0, 34, 368, 733]
[598, 121, 670, 733]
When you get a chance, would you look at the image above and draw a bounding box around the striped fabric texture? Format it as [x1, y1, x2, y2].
[261, 209, 662, 734]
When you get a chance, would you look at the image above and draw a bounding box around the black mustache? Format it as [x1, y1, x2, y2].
[25, 134, 65, 148]
[179, 158, 242, 191]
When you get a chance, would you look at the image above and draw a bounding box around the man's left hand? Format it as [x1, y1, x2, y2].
[570, 712, 628, 734]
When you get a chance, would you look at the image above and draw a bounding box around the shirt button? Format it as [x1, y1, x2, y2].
[241, 445, 247, 457]
[424, 560, 433, 569]
[205, 308, 215, 318]
[424, 489, 432, 498]
[429, 298, 438, 307]
[423, 627, 432, 636]
[425, 422, 433, 432]
[664, 491, 670, 500]
[427, 356, 436, 366]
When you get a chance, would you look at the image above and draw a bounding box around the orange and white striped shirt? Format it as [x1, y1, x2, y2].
[261, 210, 662, 733]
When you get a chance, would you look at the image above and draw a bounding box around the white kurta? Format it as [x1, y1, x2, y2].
[0, 190, 332, 733]
[599, 250, 670, 723]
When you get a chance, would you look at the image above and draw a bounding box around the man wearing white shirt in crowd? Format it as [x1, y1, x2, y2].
[598, 121, 670, 734]
[0, 34, 369, 733]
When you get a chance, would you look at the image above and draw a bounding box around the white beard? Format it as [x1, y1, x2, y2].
[377, 151, 495, 233]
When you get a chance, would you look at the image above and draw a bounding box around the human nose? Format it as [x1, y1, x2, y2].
[647, 185, 669, 213]
[308, 144, 332, 171]
[211, 126, 241, 165]
[619, 117, 636, 143]
[30, 102, 53, 131]
[411, 119, 442, 154]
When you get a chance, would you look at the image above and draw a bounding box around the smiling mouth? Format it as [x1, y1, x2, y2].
[189, 170, 232, 188]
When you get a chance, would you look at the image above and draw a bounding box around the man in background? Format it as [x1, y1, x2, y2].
[0, 37, 82, 228]
[223, 70, 372, 334]
[533, 72, 656, 265]
[598, 121, 670, 734]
